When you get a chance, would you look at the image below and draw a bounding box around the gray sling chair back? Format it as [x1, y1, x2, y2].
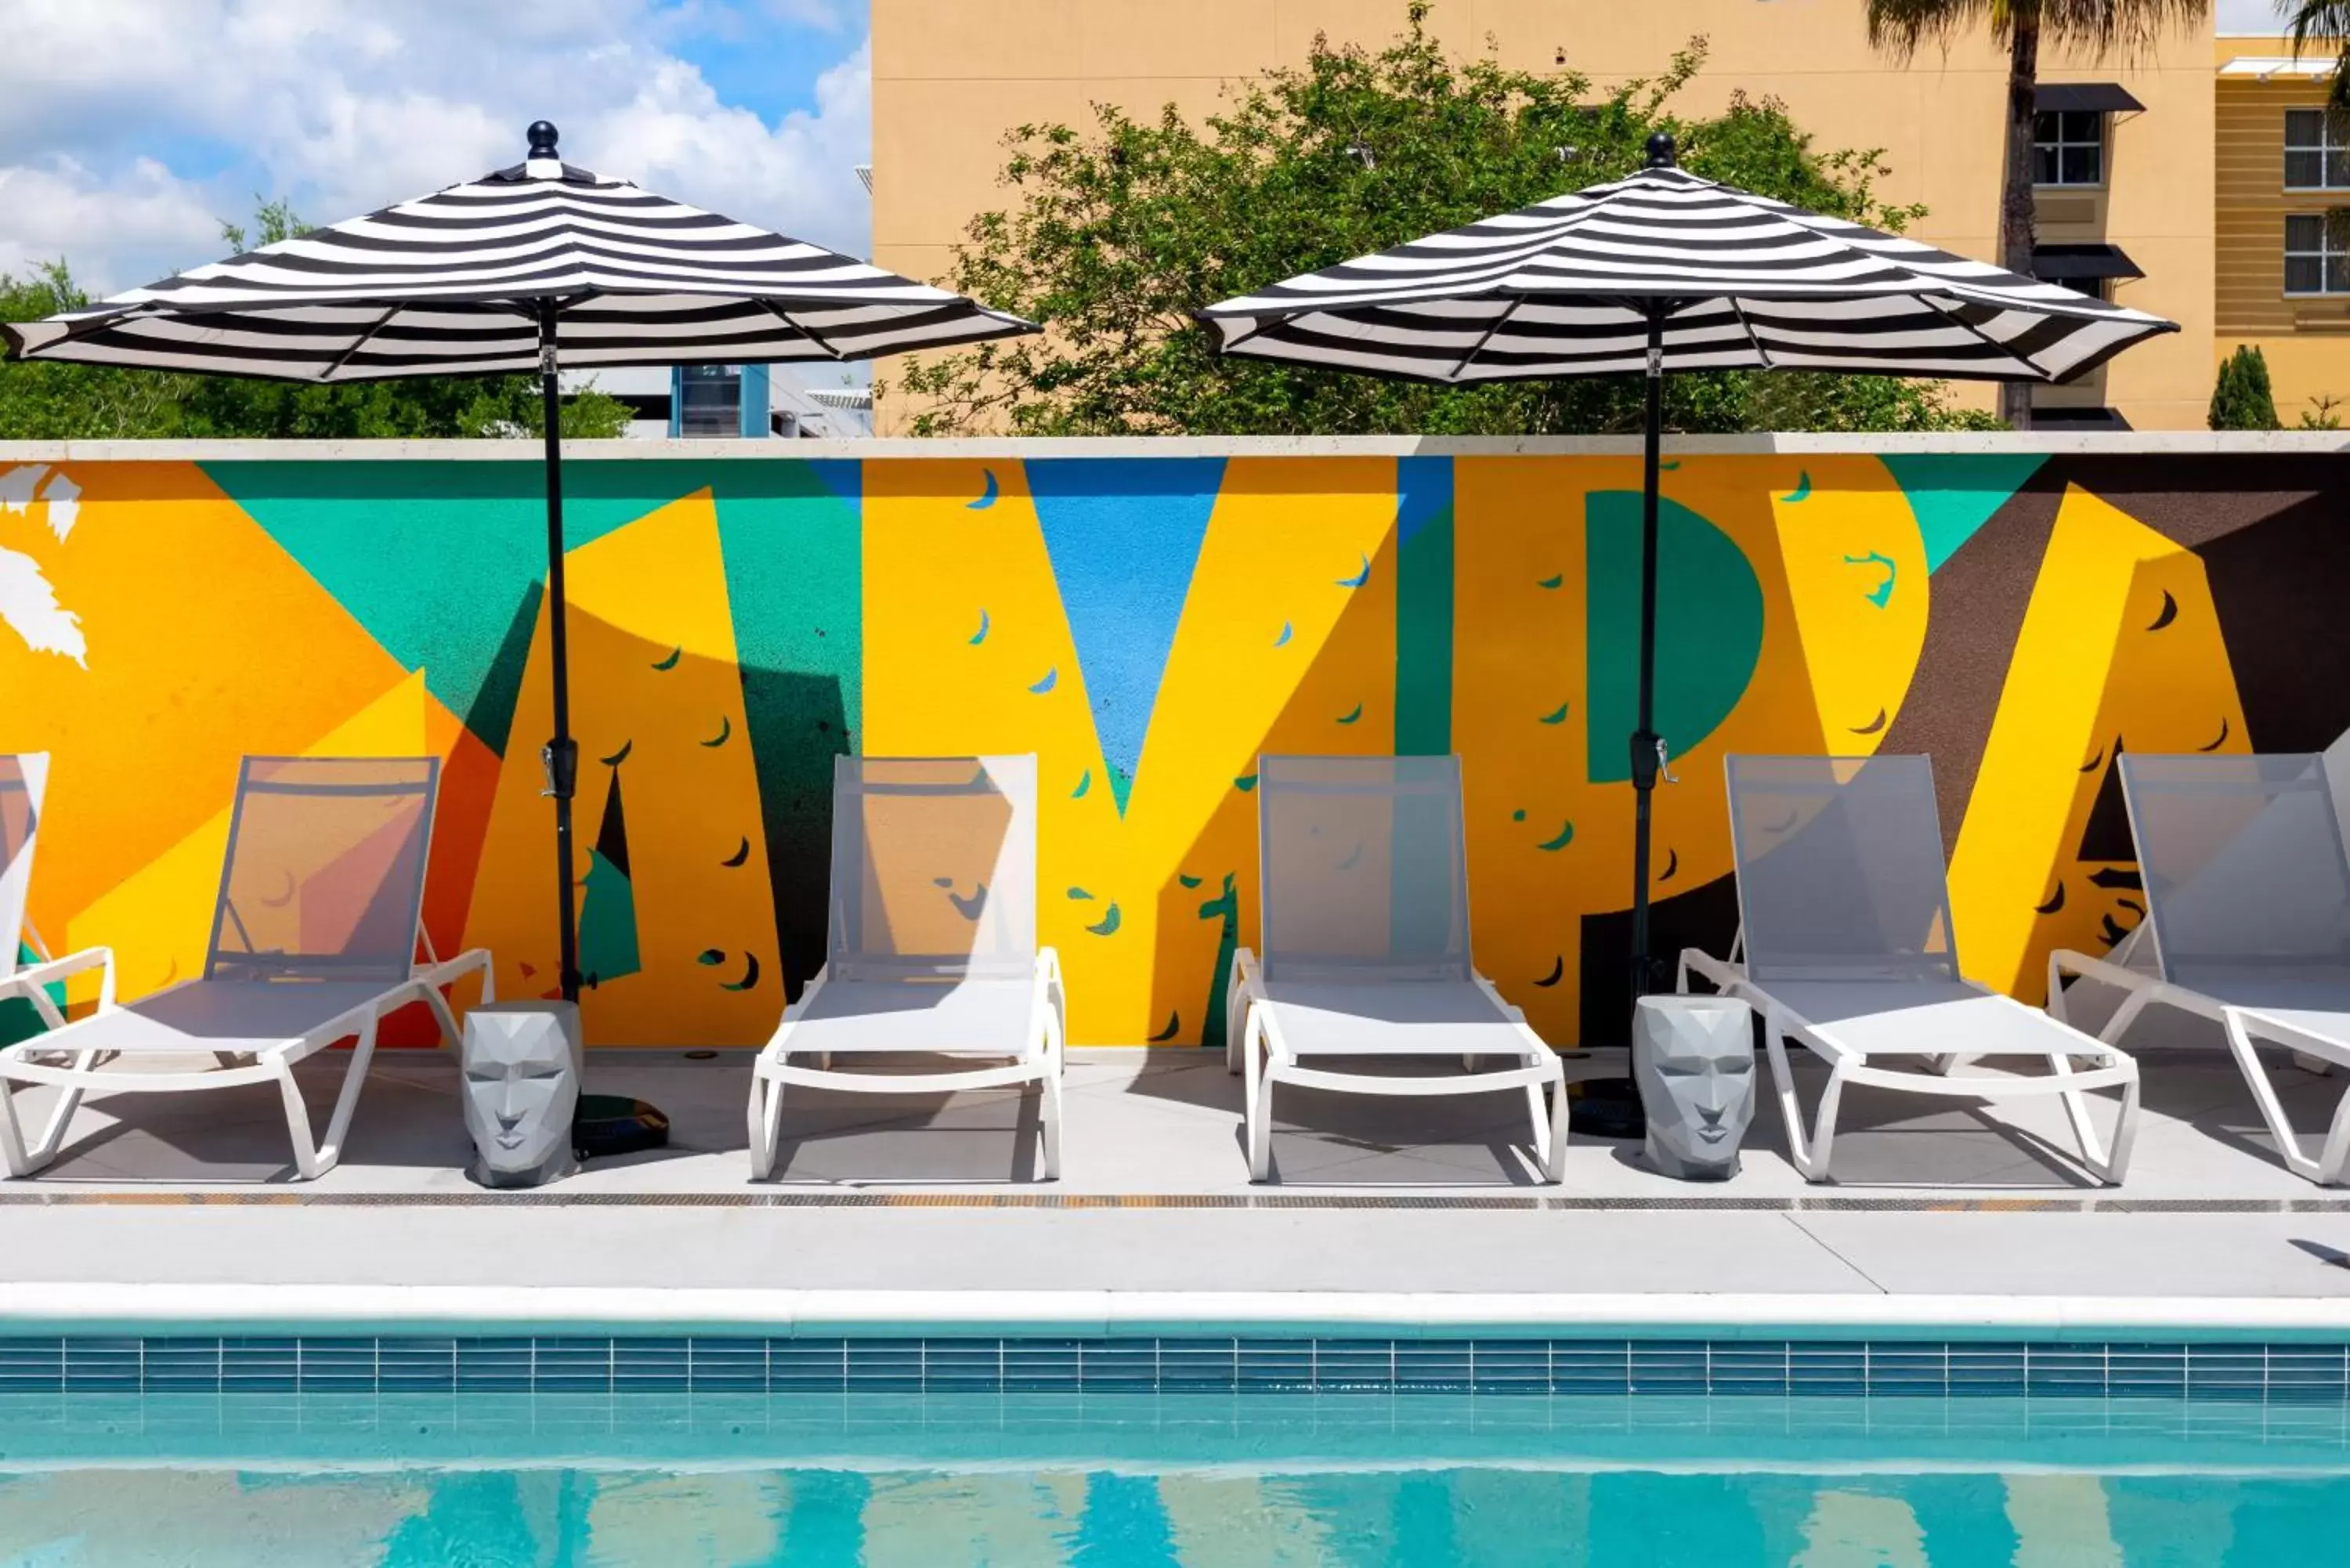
[0, 757, 492, 1179]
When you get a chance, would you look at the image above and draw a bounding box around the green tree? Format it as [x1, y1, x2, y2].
[2209, 344, 2282, 429]
[891, 7, 2004, 437]
[1, 201, 631, 439]
[1866, 2, 2207, 431]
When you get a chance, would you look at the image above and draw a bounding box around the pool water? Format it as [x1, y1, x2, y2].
[0, 1393, 2344, 1565]
[1, 1463, 2345, 1566]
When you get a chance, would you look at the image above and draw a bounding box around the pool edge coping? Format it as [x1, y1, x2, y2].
[3, 1285, 2347, 1341]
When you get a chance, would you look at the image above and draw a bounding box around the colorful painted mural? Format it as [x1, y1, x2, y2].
[5, 443, 2345, 1047]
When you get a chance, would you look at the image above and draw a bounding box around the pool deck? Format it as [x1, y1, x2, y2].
[2, 1046, 2347, 1331]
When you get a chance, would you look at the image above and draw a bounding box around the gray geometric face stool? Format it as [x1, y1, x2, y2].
[1633, 995, 1757, 1181]
[461, 1001, 581, 1188]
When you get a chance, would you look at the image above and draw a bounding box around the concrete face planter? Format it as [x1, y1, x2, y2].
[1633, 995, 1757, 1181]
[462, 1002, 582, 1189]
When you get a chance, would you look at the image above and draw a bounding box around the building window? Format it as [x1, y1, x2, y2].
[678, 365, 743, 437]
[2285, 215, 2350, 295]
[2034, 111, 2103, 186]
[2285, 110, 2350, 190]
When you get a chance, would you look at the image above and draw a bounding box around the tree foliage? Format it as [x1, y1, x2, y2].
[891, 5, 2005, 436]
[2209, 345, 2282, 431]
[2288, 2, 2350, 114]
[0, 201, 631, 440]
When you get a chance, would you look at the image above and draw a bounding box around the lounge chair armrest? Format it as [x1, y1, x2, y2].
[0, 945, 116, 1013]
[414, 947, 494, 997]
[1677, 947, 1741, 995]
[1033, 947, 1066, 1054]
[2048, 948, 2146, 994]
[1233, 947, 1262, 995]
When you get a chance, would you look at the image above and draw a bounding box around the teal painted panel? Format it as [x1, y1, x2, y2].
[1394, 457, 1455, 757]
[1879, 453, 2048, 573]
[1585, 492, 1765, 783]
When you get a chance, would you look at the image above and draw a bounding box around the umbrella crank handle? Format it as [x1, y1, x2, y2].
[1629, 732, 1679, 789]
[541, 738, 578, 800]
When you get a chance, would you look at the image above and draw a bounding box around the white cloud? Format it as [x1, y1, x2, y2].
[0, 1, 872, 294]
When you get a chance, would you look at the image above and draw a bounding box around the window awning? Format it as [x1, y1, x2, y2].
[2218, 56, 2334, 81]
[2031, 406, 2134, 432]
[2034, 244, 2145, 282]
[2034, 82, 2145, 114]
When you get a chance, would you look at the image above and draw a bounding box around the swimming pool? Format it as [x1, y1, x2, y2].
[0, 1327, 2345, 1565]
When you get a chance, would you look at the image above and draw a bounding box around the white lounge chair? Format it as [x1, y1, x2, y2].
[2051, 751, 2350, 1185]
[0, 756, 492, 1180]
[0, 753, 117, 1042]
[1678, 754, 2139, 1185]
[1228, 754, 1567, 1184]
[747, 755, 1064, 1181]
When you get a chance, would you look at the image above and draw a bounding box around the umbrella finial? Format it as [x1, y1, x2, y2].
[528, 121, 560, 159]
[1645, 132, 1676, 169]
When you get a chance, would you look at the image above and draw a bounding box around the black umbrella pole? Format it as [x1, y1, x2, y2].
[1627, 313, 1666, 1006]
[537, 304, 582, 1004]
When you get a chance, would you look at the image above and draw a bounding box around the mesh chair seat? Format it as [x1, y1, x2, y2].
[784, 977, 1040, 1057]
[1254, 981, 1537, 1058]
[1760, 981, 2097, 1059]
[14, 981, 401, 1057]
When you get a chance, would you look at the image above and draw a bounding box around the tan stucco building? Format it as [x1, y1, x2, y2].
[872, 2, 2316, 432]
[2216, 34, 2350, 425]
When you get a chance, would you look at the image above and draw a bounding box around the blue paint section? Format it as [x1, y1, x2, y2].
[1880, 453, 2048, 573]
[1026, 457, 1224, 814]
[1073, 1472, 1180, 1566]
[775, 1469, 870, 1566]
[1394, 456, 1455, 757]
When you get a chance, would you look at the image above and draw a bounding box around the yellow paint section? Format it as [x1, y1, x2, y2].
[0, 462, 415, 938]
[463, 489, 781, 1045]
[1949, 485, 2247, 996]
[862, 457, 1398, 1045]
[65, 671, 440, 999]
[1452, 456, 1922, 1041]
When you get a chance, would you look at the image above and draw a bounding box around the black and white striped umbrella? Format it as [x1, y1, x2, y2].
[1196, 157, 2172, 384]
[2, 123, 1036, 1020]
[1202, 135, 2175, 1031]
[1, 135, 1031, 378]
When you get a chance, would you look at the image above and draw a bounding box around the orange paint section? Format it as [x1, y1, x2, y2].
[1, 462, 418, 943]
[463, 488, 781, 1046]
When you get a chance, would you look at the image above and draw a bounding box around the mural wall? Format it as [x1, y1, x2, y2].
[5, 445, 2346, 1047]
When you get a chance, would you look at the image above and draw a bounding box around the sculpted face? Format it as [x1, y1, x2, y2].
[1635, 999, 1757, 1181]
[463, 1011, 579, 1187]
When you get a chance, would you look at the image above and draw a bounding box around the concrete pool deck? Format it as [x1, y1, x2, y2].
[0, 1047, 2346, 1324]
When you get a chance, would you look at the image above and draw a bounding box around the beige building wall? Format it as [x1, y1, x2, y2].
[2215, 35, 2350, 425]
[873, 0, 2215, 430]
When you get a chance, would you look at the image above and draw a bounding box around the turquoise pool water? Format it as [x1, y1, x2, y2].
[0, 1393, 2344, 1565]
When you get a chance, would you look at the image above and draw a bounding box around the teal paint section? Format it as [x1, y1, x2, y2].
[1394, 457, 1455, 756]
[712, 461, 862, 1003]
[206, 461, 668, 753]
[0, 941, 62, 1048]
[1880, 453, 2048, 573]
[1585, 492, 1765, 783]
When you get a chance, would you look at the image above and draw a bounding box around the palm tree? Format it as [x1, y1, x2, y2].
[1866, 2, 2207, 428]
[2287, 3, 2350, 112]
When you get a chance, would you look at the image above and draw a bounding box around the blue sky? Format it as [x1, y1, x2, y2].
[0, 0, 873, 294]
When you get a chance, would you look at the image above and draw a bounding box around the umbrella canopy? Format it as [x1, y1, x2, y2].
[4, 122, 1037, 1015]
[1199, 134, 2176, 1031]
[1196, 151, 2171, 385]
[2, 133, 1030, 378]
